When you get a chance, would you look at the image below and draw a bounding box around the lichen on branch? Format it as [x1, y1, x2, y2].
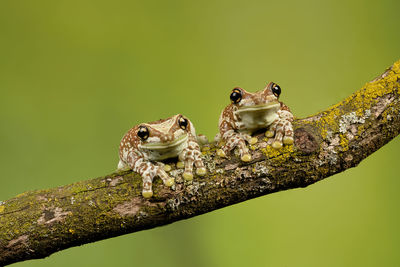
[0, 60, 399, 266]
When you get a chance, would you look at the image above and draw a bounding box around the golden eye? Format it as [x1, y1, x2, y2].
[271, 83, 281, 97]
[178, 116, 188, 130]
[230, 88, 242, 104]
[137, 126, 149, 141]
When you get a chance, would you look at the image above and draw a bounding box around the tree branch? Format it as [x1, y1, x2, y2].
[1, 60, 400, 266]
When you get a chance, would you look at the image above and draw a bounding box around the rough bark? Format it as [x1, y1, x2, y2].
[1, 60, 400, 266]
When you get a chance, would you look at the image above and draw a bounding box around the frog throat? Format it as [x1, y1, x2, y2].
[234, 101, 280, 131]
[140, 134, 188, 150]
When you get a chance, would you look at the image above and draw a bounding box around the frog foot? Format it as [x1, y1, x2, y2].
[266, 118, 294, 149]
[141, 175, 154, 198]
[180, 143, 206, 181]
[140, 164, 173, 198]
[183, 160, 207, 180]
[222, 133, 252, 162]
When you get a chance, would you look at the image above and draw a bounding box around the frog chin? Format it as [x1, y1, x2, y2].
[235, 102, 280, 132]
[140, 134, 188, 161]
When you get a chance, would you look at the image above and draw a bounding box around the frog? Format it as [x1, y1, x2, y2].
[216, 82, 294, 162]
[118, 114, 206, 198]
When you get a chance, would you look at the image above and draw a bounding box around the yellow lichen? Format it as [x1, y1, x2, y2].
[317, 108, 341, 139]
[357, 124, 366, 136]
[339, 134, 349, 152]
[261, 144, 294, 162]
[307, 60, 400, 142]
[392, 60, 400, 73]
[16, 192, 27, 198]
[355, 107, 365, 117]
[0, 205, 4, 213]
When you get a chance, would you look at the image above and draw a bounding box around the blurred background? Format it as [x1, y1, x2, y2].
[0, 0, 399, 266]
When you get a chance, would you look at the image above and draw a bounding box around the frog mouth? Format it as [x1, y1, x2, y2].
[141, 134, 188, 150]
[237, 101, 280, 113]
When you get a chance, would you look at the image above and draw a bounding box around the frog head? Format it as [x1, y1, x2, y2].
[135, 114, 193, 160]
[230, 82, 282, 132]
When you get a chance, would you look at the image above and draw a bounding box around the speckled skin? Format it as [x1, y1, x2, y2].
[118, 114, 206, 198]
[217, 82, 294, 161]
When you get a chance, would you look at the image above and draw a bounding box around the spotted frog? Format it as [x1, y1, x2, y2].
[216, 82, 294, 161]
[118, 114, 206, 198]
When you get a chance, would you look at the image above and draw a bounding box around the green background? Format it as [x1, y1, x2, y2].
[1, 0, 399, 266]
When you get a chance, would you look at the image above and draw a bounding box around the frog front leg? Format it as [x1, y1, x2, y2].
[179, 136, 206, 181]
[265, 104, 294, 149]
[125, 153, 174, 198]
[218, 120, 253, 162]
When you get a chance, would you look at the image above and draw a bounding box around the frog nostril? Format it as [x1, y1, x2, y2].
[163, 135, 173, 142]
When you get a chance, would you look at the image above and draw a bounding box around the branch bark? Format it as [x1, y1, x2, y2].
[1, 60, 400, 266]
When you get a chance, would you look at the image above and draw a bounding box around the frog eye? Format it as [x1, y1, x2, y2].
[230, 88, 242, 104]
[178, 116, 188, 130]
[137, 126, 149, 141]
[271, 83, 281, 97]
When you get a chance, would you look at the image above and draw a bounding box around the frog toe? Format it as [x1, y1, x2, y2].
[217, 149, 226, 158]
[241, 154, 252, 162]
[265, 130, 275, 138]
[272, 141, 283, 149]
[283, 136, 294, 145]
[164, 178, 175, 187]
[249, 137, 258, 145]
[142, 190, 153, 199]
[176, 161, 185, 169]
[163, 164, 172, 172]
[183, 172, 194, 181]
[196, 167, 207, 176]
